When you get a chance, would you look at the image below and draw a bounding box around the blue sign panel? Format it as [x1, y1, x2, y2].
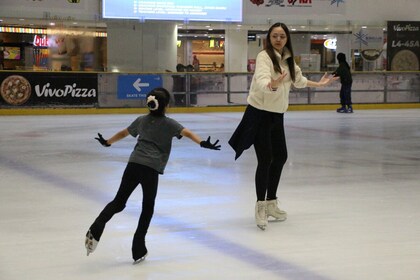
[117, 75, 162, 100]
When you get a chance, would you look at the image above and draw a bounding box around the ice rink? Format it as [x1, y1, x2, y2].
[1, 109, 419, 280]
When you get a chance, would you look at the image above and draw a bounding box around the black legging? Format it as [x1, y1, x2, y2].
[253, 112, 288, 201]
[89, 162, 158, 258]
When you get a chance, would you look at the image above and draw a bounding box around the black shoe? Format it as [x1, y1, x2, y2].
[346, 107, 353, 113]
[336, 107, 347, 113]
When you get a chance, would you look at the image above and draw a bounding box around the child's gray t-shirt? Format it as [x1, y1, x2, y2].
[127, 114, 184, 174]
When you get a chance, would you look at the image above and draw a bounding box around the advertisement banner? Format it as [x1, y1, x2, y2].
[387, 21, 420, 71]
[0, 72, 98, 107]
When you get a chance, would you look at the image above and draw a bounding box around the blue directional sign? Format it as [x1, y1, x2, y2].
[117, 75, 162, 100]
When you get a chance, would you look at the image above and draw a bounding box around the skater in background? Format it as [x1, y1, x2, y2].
[192, 55, 200, 71]
[85, 87, 220, 264]
[333, 52, 353, 113]
[229, 22, 338, 230]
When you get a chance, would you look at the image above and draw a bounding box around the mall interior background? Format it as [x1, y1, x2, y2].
[0, 0, 419, 74]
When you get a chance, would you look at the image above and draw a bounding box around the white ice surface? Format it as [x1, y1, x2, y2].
[1, 109, 419, 280]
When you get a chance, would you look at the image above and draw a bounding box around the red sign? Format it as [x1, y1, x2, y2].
[33, 35, 49, 47]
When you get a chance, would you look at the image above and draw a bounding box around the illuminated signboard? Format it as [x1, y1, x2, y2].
[102, 0, 242, 22]
[324, 38, 337, 50]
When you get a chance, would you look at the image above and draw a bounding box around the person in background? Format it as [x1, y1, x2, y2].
[229, 22, 338, 230]
[85, 87, 220, 264]
[333, 52, 353, 113]
[192, 55, 200, 71]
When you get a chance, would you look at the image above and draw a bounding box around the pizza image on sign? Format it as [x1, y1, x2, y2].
[391, 49, 419, 71]
[1, 75, 32, 105]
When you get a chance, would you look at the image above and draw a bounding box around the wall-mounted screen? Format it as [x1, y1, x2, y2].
[3, 47, 21, 60]
[102, 0, 242, 22]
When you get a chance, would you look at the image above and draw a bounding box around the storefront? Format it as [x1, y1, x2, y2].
[0, 26, 107, 71]
[176, 29, 225, 72]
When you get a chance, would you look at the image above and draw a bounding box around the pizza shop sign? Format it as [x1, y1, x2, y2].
[35, 83, 97, 98]
[391, 40, 420, 48]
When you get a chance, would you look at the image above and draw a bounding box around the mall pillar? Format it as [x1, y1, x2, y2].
[106, 21, 177, 72]
[224, 27, 248, 103]
[224, 27, 248, 72]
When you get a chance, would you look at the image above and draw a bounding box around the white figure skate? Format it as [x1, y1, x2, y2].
[266, 199, 287, 221]
[133, 253, 148, 265]
[85, 229, 98, 256]
[255, 200, 268, 230]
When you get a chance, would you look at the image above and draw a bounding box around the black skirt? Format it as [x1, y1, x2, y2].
[228, 105, 265, 160]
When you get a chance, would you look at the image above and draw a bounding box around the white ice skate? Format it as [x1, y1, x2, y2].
[255, 200, 268, 230]
[133, 253, 148, 265]
[85, 230, 98, 256]
[266, 199, 287, 222]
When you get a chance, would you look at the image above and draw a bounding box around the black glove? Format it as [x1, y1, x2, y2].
[95, 133, 111, 147]
[200, 136, 221, 150]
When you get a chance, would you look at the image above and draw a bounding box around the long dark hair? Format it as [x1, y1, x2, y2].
[265, 22, 296, 82]
[146, 87, 171, 116]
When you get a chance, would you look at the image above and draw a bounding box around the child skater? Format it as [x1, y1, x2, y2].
[85, 87, 220, 264]
[333, 52, 353, 113]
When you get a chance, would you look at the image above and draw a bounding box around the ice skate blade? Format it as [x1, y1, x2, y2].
[257, 225, 266, 230]
[268, 217, 287, 222]
[133, 253, 148, 265]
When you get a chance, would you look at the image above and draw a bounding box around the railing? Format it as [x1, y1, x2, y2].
[97, 71, 420, 108]
[0, 70, 419, 108]
[110, 71, 419, 108]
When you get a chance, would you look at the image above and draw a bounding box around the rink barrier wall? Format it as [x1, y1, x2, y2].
[0, 70, 419, 115]
[1, 103, 419, 116]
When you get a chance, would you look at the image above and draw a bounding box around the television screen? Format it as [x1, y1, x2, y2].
[102, 0, 242, 22]
[3, 47, 21, 60]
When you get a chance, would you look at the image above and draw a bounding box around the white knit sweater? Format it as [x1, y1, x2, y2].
[247, 48, 308, 113]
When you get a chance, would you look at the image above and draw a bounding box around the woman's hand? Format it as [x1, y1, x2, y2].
[268, 71, 287, 90]
[318, 72, 339, 87]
